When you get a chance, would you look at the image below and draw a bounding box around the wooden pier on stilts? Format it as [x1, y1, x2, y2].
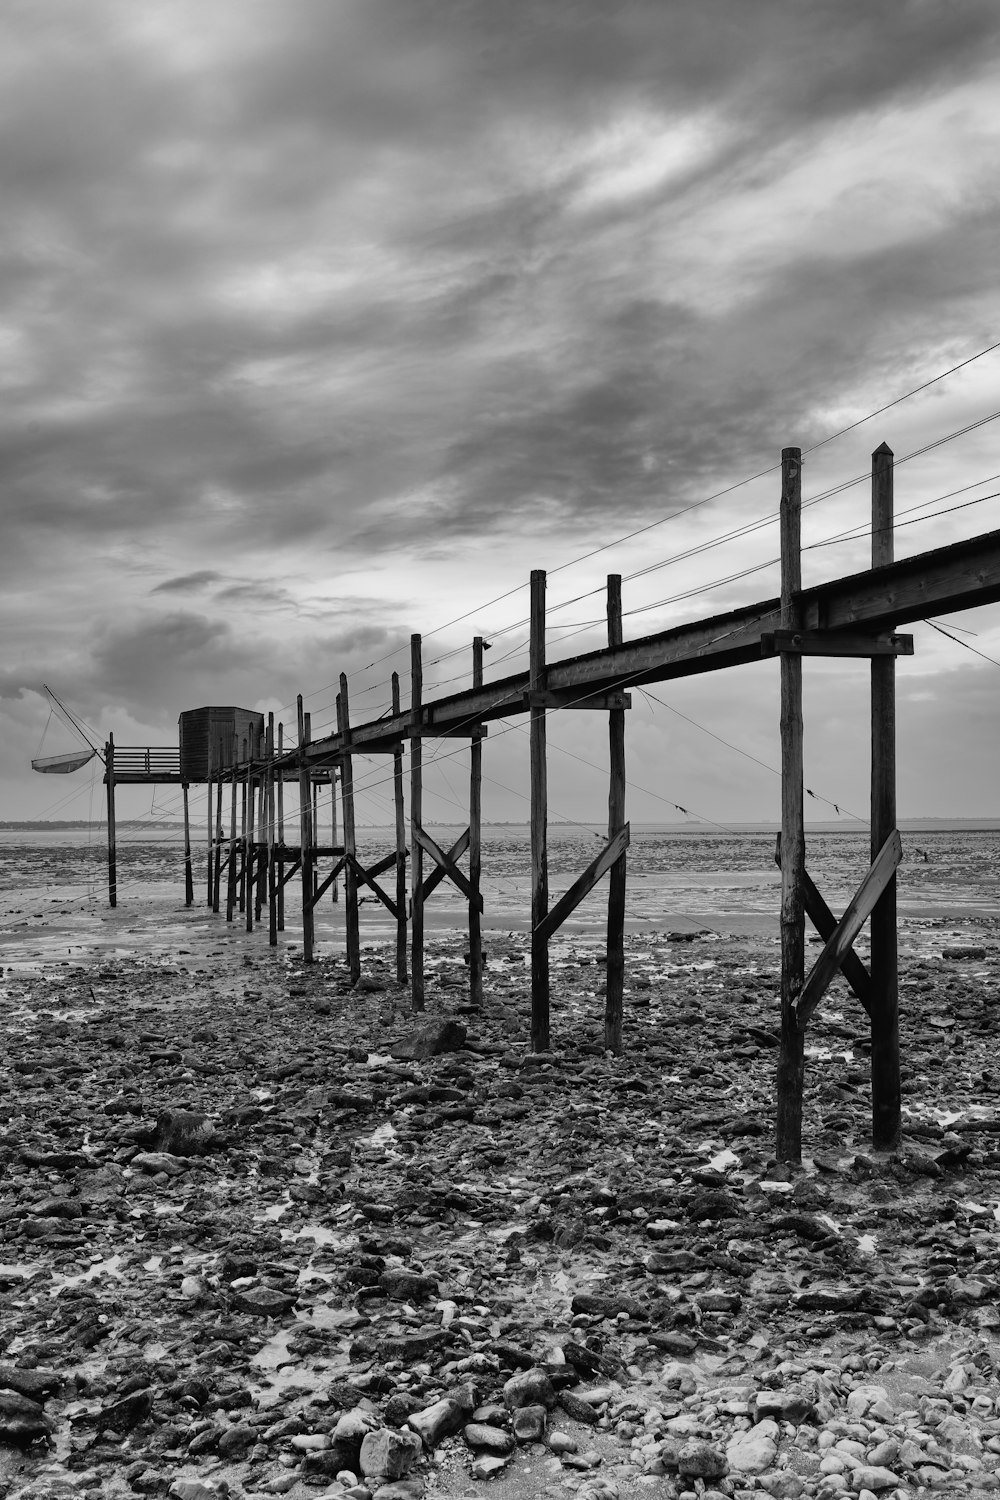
[97, 442, 1000, 1160]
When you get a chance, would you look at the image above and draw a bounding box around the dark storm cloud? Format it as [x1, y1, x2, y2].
[152, 571, 224, 595]
[3, 0, 999, 577]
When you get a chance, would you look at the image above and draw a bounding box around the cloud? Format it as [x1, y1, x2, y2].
[152, 571, 224, 594]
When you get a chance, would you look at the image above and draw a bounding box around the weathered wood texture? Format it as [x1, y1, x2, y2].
[469, 637, 484, 1009]
[530, 570, 550, 1052]
[392, 672, 408, 984]
[606, 574, 627, 1056]
[536, 824, 631, 947]
[339, 676, 361, 984]
[106, 734, 117, 909]
[870, 441, 901, 1149]
[797, 830, 903, 1026]
[182, 782, 194, 908]
[776, 448, 805, 1163]
[297, 697, 315, 963]
[774, 836, 873, 1015]
[410, 636, 424, 1012]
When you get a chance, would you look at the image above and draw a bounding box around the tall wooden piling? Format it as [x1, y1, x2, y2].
[226, 757, 238, 921]
[212, 741, 224, 915]
[255, 724, 267, 923]
[530, 570, 550, 1052]
[330, 767, 340, 903]
[239, 737, 248, 915]
[871, 442, 901, 1149]
[410, 635, 425, 1011]
[205, 738, 214, 906]
[182, 782, 194, 908]
[392, 672, 407, 985]
[267, 715, 278, 947]
[298, 697, 315, 963]
[276, 724, 286, 931]
[469, 638, 485, 1009]
[605, 575, 626, 1055]
[776, 447, 805, 1162]
[339, 675, 361, 984]
[245, 751, 255, 934]
[106, 733, 117, 909]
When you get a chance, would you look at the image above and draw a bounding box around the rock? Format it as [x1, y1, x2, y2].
[131, 1151, 187, 1176]
[791, 1285, 862, 1311]
[677, 1439, 727, 1479]
[512, 1404, 546, 1442]
[0, 1364, 63, 1401]
[229, 1284, 297, 1317]
[169, 1482, 227, 1500]
[688, 1190, 741, 1221]
[96, 1388, 154, 1432]
[464, 1423, 515, 1453]
[406, 1397, 466, 1447]
[502, 1367, 556, 1411]
[359, 1427, 423, 1478]
[0, 1388, 53, 1446]
[470, 1452, 510, 1479]
[154, 1108, 221, 1156]
[380, 1267, 439, 1301]
[559, 1391, 601, 1424]
[217, 1422, 256, 1456]
[727, 1419, 778, 1473]
[391, 1019, 467, 1061]
[754, 1388, 817, 1424]
[851, 1466, 902, 1492]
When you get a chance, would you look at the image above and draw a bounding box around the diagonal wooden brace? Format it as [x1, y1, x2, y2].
[308, 855, 346, 910]
[775, 835, 873, 1016]
[419, 827, 470, 902]
[534, 823, 630, 946]
[414, 825, 483, 910]
[346, 852, 398, 919]
[796, 829, 902, 1027]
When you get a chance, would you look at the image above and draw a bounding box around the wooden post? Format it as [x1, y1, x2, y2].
[255, 723, 267, 923]
[106, 733, 117, 909]
[244, 748, 255, 933]
[277, 723, 286, 931]
[606, 575, 626, 1055]
[298, 696, 315, 963]
[469, 638, 485, 1009]
[776, 447, 805, 1162]
[225, 755, 238, 922]
[267, 714, 278, 946]
[238, 736, 248, 915]
[206, 736, 214, 905]
[330, 765, 340, 903]
[392, 671, 407, 985]
[339, 675, 361, 984]
[871, 441, 901, 1150]
[182, 782, 194, 908]
[530, 570, 550, 1052]
[212, 738, 224, 915]
[410, 635, 425, 1012]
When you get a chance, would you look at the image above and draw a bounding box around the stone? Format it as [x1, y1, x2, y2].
[463, 1423, 515, 1453]
[754, 1389, 817, 1424]
[502, 1367, 556, 1411]
[154, 1108, 222, 1156]
[359, 1427, 423, 1479]
[677, 1439, 728, 1480]
[380, 1267, 439, 1302]
[0, 1364, 63, 1401]
[512, 1404, 546, 1442]
[96, 1388, 154, 1432]
[406, 1397, 466, 1447]
[727, 1419, 779, 1473]
[0, 1388, 53, 1446]
[851, 1466, 902, 1492]
[131, 1151, 187, 1176]
[229, 1284, 297, 1317]
[559, 1391, 601, 1424]
[217, 1422, 256, 1456]
[391, 1019, 467, 1061]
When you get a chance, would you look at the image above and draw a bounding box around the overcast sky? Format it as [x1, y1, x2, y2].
[4, 0, 1000, 830]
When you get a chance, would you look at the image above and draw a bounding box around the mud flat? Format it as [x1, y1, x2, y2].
[2, 906, 1000, 1500]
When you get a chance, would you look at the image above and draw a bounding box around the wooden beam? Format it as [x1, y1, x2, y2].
[530, 570, 550, 1052]
[761, 630, 913, 658]
[408, 725, 487, 738]
[797, 830, 903, 1027]
[226, 755, 238, 922]
[309, 856, 347, 910]
[606, 575, 627, 1057]
[414, 825, 482, 909]
[345, 853, 398, 919]
[536, 823, 631, 947]
[411, 635, 424, 1012]
[776, 447, 806, 1164]
[296, 527, 1000, 766]
[267, 715, 278, 947]
[420, 828, 470, 901]
[524, 690, 632, 710]
[870, 442, 901, 1150]
[182, 782, 193, 908]
[774, 835, 873, 1015]
[276, 723, 285, 931]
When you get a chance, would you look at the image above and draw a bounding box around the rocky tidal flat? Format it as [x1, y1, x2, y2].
[2, 918, 1000, 1500]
